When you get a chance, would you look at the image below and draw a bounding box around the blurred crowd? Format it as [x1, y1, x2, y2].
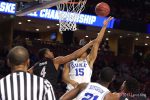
[85, 0, 150, 23]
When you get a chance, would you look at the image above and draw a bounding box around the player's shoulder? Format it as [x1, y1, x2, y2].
[34, 59, 50, 67]
[86, 82, 101, 88]
[89, 82, 99, 85]
[81, 58, 87, 63]
[90, 82, 110, 92]
[105, 92, 120, 100]
[69, 60, 76, 64]
[89, 82, 103, 87]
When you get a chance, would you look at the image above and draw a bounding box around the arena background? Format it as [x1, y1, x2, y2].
[0, 0, 149, 99]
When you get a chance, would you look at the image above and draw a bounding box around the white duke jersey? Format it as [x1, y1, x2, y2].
[76, 82, 110, 100]
[67, 59, 92, 90]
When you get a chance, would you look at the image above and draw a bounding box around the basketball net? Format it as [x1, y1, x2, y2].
[57, 0, 87, 32]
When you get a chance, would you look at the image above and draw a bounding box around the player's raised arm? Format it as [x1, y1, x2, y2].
[27, 62, 39, 74]
[28, 67, 33, 74]
[53, 40, 94, 65]
[62, 63, 79, 88]
[87, 16, 113, 69]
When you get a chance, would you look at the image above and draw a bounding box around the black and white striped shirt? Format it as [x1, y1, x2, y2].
[0, 71, 56, 100]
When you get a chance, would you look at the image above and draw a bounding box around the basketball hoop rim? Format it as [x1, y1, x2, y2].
[57, 0, 87, 32]
[62, 1, 83, 4]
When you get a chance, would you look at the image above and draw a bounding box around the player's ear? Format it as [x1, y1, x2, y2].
[120, 81, 126, 91]
[7, 59, 11, 67]
[111, 75, 116, 81]
[25, 59, 30, 69]
[27, 59, 30, 68]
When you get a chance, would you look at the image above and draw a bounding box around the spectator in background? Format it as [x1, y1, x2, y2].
[79, 37, 87, 46]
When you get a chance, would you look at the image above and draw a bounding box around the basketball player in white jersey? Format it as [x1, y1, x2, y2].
[62, 16, 114, 91]
[60, 67, 118, 100]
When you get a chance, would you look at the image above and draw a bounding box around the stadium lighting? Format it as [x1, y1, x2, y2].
[120, 36, 123, 38]
[135, 38, 138, 40]
[146, 36, 149, 39]
[127, 34, 131, 36]
[18, 22, 22, 24]
[27, 19, 31, 22]
[108, 30, 111, 33]
[36, 29, 39, 31]
[106, 38, 109, 40]
[47, 26, 50, 28]
[145, 43, 148, 46]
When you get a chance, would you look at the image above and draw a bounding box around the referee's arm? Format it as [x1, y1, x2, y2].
[44, 80, 56, 100]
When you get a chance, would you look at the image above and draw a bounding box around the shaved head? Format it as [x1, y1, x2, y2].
[7, 46, 29, 66]
[99, 67, 115, 83]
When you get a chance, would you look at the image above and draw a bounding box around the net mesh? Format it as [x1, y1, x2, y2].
[57, 0, 87, 32]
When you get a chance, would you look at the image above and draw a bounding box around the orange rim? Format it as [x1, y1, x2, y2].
[62, 2, 83, 4]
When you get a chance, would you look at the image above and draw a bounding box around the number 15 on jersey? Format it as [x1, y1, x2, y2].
[75, 68, 84, 76]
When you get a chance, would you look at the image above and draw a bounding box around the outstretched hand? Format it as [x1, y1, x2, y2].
[103, 16, 114, 26]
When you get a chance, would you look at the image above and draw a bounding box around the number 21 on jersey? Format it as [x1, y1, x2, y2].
[82, 93, 99, 100]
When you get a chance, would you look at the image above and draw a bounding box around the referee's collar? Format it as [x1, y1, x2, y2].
[13, 70, 26, 73]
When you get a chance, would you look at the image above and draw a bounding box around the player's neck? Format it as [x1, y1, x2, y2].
[12, 65, 27, 72]
[99, 81, 109, 88]
[78, 58, 86, 61]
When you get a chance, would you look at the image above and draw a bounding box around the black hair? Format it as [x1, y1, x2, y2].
[38, 48, 49, 59]
[125, 77, 139, 93]
[99, 67, 115, 83]
[7, 46, 29, 66]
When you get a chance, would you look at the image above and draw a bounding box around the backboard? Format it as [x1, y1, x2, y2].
[13, 0, 70, 16]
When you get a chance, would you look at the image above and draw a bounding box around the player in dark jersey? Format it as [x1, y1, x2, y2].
[119, 76, 147, 100]
[28, 41, 94, 97]
[111, 76, 147, 100]
[30, 53, 58, 89]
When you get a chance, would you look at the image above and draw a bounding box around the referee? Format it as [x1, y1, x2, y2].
[0, 46, 56, 100]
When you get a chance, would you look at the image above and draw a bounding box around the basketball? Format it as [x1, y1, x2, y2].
[95, 2, 110, 17]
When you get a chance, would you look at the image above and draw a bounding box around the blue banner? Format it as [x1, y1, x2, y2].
[27, 9, 115, 28]
[0, 1, 115, 28]
[0, 1, 16, 14]
[147, 24, 150, 34]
